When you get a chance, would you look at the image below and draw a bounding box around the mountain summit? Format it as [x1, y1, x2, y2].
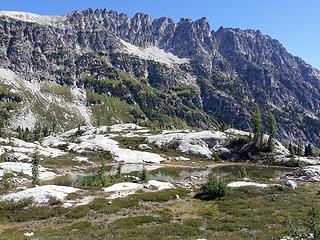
[0, 9, 319, 144]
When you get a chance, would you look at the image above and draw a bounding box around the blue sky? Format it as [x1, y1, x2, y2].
[0, 0, 319, 69]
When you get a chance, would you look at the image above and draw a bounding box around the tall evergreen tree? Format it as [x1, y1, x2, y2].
[0, 118, 4, 138]
[140, 167, 148, 182]
[52, 120, 57, 133]
[297, 142, 303, 156]
[304, 144, 314, 157]
[267, 111, 277, 151]
[289, 142, 295, 157]
[252, 104, 263, 149]
[33, 126, 41, 141]
[42, 126, 49, 137]
[308, 144, 314, 157]
[116, 163, 122, 178]
[32, 152, 40, 186]
[17, 126, 22, 139]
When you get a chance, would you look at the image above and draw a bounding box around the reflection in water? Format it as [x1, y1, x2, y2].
[45, 164, 291, 187]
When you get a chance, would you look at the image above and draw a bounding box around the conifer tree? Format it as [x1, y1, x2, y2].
[0, 118, 3, 138]
[43, 126, 49, 137]
[17, 126, 22, 139]
[116, 163, 122, 178]
[252, 104, 263, 149]
[1, 172, 12, 191]
[297, 143, 303, 156]
[140, 167, 148, 182]
[52, 120, 57, 133]
[267, 111, 277, 151]
[34, 126, 40, 141]
[289, 142, 295, 157]
[308, 144, 314, 157]
[32, 152, 40, 186]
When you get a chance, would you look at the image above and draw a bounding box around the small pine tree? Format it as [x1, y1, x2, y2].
[140, 167, 148, 182]
[0, 118, 3, 138]
[76, 124, 81, 136]
[267, 111, 277, 152]
[43, 126, 49, 137]
[238, 166, 248, 179]
[33, 126, 40, 141]
[201, 172, 228, 200]
[52, 120, 57, 133]
[220, 123, 228, 132]
[1, 172, 12, 191]
[116, 163, 122, 179]
[32, 152, 40, 186]
[97, 116, 101, 128]
[97, 164, 108, 187]
[24, 128, 30, 141]
[214, 152, 221, 162]
[17, 126, 22, 139]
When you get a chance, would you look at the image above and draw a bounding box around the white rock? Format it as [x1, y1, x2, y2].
[112, 148, 164, 164]
[108, 123, 144, 133]
[0, 185, 79, 204]
[42, 135, 67, 148]
[292, 165, 320, 182]
[177, 140, 212, 158]
[146, 180, 175, 190]
[103, 182, 143, 199]
[103, 180, 175, 199]
[138, 144, 152, 150]
[282, 180, 297, 189]
[119, 39, 189, 66]
[298, 157, 320, 165]
[227, 181, 273, 188]
[0, 162, 56, 180]
[174, 156, 190, 161]
[67, 134, 164, 164]
[63, 196, 95, 208]
[24, 232, 34, 237]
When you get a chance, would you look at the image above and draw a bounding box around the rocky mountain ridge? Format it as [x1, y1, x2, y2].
[0, 9, 319, 145]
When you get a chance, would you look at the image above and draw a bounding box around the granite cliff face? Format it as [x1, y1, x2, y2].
[0, 9, 319, 145]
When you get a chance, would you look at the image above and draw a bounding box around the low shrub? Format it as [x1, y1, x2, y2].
[109, 215, 159, 229]
[197, 172, 228, 200]
[0, 200, 66, 222]
[238, 166, 248, 179]
[139, 189, 188, 202]
[66, 192, 80, 200]
[66, 205, 90, 219]
[68, 221, 92, 230]
[89, 197, 139, 214]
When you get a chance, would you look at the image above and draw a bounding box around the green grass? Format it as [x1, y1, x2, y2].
[114, 136, 147, 149]
[1, 183, 319, 239]
[0, 200, 66, 223]
[109, 215, 167, 229]
[41, 152, 113, 169]
[40, 83, 72, 101]
[88, 91, 144, 126]
[66, 205, 90, 219]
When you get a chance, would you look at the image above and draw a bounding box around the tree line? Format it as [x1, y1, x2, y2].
[251, 104, 277, 152]
[251, 104, 318, 157]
